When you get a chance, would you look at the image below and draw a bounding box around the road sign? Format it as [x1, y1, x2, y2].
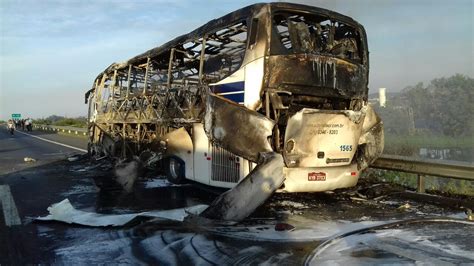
[11, 114, 21, 119]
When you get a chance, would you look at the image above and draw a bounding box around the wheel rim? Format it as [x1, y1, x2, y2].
[169, 159, 180, 179]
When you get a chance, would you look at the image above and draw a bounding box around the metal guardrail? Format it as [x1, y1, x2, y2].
[33, 124, 87, 136]
[371, 154, 474, 192]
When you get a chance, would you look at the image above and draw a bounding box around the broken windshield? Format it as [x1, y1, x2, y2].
[272, 11, 365, 64]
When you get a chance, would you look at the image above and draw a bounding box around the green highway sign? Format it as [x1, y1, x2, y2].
[11, 113, 21, 119]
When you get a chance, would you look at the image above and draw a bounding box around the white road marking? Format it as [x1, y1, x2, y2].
[0, 185, 22, 226]
[15, 130, 87, 153]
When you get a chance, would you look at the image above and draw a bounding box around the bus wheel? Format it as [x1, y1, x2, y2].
[165, 157, 185, 184]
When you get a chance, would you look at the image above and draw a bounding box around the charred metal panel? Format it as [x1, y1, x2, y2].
[265, 55, 367, 99]
[204, 93, 275, 162]
[357, 105, 384, 169]
[200, 152, 284, 221]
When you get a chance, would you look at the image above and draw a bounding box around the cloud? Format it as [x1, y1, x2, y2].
[0, 0, 193, 40]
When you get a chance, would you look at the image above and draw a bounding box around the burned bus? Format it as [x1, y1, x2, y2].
[85, 3, 383, 219]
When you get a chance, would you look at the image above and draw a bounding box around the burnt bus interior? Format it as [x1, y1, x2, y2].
[87, 19, 250, 157]
[87, 3, 369, 159]
[94, 21, 248, 121]
[272, 12, 363, 62]
[266, 9, 368, 152]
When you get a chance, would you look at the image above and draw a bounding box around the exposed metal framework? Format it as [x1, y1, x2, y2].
[87, 19, 249, 157]
[85, 3, 371, 160]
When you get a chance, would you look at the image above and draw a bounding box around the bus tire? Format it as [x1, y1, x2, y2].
[165, 157, 185, 184]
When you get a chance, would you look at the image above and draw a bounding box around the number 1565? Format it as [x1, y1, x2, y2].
[340, 145, 352, 151]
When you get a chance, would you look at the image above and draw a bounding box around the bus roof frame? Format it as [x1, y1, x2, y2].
[92, 2, 368, 85]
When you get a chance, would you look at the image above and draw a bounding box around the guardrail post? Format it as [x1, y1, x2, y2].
[417, 174, 425, 193]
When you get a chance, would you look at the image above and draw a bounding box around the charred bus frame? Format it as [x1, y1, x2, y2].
[85, 3, 383, 199]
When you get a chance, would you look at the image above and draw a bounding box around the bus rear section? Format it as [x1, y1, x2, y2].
[203, 5, 383, 193]
[265, 7, 383, 192]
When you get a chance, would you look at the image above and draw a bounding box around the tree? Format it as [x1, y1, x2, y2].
[401, 82, 438, 132]
[375, 105, 411, 135]
[399, 74, 473, 137]
[430, 74, 474, 137]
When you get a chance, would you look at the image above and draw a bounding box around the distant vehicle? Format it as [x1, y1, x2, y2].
[85, 3, 383, 195]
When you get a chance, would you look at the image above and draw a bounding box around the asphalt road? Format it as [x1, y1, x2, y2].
[1, 126, 473, 264]
[0, 127, 86, 175]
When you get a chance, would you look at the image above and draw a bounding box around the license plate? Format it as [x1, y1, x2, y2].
[308, 172, 326, 181]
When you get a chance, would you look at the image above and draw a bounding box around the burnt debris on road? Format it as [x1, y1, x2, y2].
[1, 153, 473, 264]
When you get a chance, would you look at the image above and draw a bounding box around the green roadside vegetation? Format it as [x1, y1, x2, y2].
[371, 74, 473, 196]
[34, 115, 87, 128]
[366, 169, 474, 197]
[374, 74, 473, 158]
[374, 74, 473, 138]
[384, 134, 473, 157]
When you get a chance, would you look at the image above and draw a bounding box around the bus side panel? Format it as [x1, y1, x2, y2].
[192, 123, 211, 185]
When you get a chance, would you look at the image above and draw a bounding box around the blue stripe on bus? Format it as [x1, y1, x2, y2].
[212, 81, 245, 93]
[218, 92, 244, 103]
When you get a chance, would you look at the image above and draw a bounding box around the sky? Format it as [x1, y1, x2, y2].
[0, 0, 472, 119]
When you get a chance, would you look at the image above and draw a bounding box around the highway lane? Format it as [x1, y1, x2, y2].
[1, 126, 473, 264]
[0, 127, 86, 175]
[0, 127, 225, 264]
[0, 127, 87, 263]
